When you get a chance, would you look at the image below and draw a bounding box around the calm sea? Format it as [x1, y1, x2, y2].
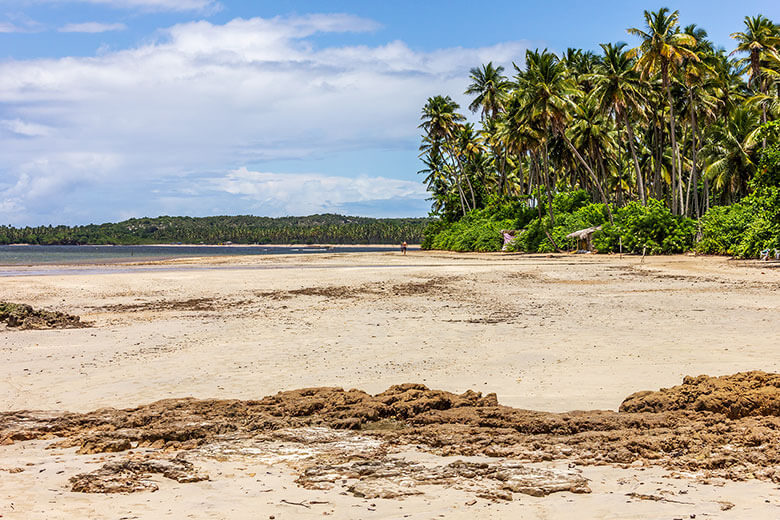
[0, 244, 405, 265]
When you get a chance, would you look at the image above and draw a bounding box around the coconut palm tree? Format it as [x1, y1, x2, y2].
[419, 96, 470, 214]
[590, 42, 648, 204]
[465, 62, 511, 121]
[568, 94, 618, 201]
[518, 49, 613, 222]
[679, 25, 720, 217]
[628, 8, 699, 214]
[702, 106, 761, 201]
[731, 14, 780, 125]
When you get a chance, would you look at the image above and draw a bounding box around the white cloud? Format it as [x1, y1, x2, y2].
[0, 17, 42, 34]
[6, 0, 220, 12]
[0, 14, 532, 224]
[94, 0, 218, 10]
[1, 119, 54, 137]
[0, 22, 20, 33]
[59, 22, 127, 33]
[215, 167, 427, 216]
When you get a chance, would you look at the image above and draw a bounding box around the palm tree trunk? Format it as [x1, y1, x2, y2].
[530, 151, 560, 251]
[543, 140, 555, 228]
[664, 74, 681, 215]
[685, 96, 698, 218]
[562, 134, 614, 224]
[445, 146, 468, 215]
[528, 152, 537, 196]
[464, 172, 477, 210]
[455, 178, 467, 215]
[653, 116, 663, 200]
[759, 64, 768, 147]
[499, 147, 508, 196]
[624, 111, 646, 205]
[445, 143, 472, 213]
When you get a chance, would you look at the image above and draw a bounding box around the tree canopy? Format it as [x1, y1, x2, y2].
[419, 8, 780, 257]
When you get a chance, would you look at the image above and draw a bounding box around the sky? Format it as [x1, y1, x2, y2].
[1, 1, 778, 225]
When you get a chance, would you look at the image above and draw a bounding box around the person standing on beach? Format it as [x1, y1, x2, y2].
[401, 241, 407, 255]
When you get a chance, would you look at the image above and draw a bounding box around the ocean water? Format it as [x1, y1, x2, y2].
[0, 244, 405, 265]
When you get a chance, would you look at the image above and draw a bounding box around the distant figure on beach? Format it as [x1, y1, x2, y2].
[401, 241, 407, 255]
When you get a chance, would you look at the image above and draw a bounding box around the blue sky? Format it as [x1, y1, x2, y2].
[1, 1, 778, 225]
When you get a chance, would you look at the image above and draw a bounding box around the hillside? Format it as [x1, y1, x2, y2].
[0, 214, 429, 245]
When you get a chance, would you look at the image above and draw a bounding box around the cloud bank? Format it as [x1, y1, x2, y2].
[0, 14, 531, 225]
[6, 0, 220, 12]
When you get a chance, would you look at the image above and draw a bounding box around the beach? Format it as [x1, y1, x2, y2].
[2, 251, 779, 518]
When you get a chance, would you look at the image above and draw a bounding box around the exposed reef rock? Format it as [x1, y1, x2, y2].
[620, 371, 780, 418]
[69, 456, 208, 493]
[2, 372, 779, 498]
[0, 301, 88, 329]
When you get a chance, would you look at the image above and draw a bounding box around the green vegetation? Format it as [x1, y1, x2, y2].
[697, 122, 780, 256]
[425, 191, 695, 254]
[419, 9, 780, 258]
[0, 214, 428, 245]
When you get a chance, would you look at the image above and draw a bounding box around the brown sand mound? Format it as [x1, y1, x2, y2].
[0, 301, 88, 329]
[2, 372, 779, 496]
[620, 371, 780, 418]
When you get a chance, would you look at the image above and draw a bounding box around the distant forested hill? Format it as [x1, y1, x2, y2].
[0, 214, 429, 245]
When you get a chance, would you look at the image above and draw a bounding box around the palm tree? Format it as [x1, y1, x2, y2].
[568, 94, 618, 200]
[419, 96, 470, 214]
[590, 42, 648, 204]
[679, 25, 719, 217]
[702, 106, 761, 201]
[465, 62, 511, 121]
[518, 49, 612, 223]
[731, 14, 780, 125]
[628, 8, 699, 214]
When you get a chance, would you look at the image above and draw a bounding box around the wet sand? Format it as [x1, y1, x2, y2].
[1, 251, 779, 518]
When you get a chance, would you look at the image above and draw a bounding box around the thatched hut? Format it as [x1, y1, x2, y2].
[566, 226, 602, 252]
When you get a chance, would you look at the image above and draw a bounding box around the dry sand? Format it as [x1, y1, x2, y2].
[1, 251, 779, 518]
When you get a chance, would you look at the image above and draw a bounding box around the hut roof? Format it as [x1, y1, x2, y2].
[566, 226, 602, 240]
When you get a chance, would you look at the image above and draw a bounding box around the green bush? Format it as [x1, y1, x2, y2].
[698, 186, 780, 258]
[594, 199, 695, 254]
[428, 217, 515, 252]
[426, 192, 699, 255]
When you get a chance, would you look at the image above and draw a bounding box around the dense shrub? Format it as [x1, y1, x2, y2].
[697, 126, 780, 258]
[423, 197, 538, 252]
[425, 192, 698, 255]
[697, 187, 780, 257]
[594, 200, 696, 254]
[428, 217, 514, 252]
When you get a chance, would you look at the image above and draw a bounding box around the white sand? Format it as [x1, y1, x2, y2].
[1, 251, 779, 518]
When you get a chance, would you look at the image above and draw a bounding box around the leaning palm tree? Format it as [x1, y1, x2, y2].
[464, 62, 511, 121]
[731, 14, 780, 125]
[628, 8, 699, 214]
[590, 42, 648, 204]
[419, 96, 469, 214]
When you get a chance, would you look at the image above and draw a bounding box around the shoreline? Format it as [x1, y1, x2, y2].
[0, 244, 421, 270]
